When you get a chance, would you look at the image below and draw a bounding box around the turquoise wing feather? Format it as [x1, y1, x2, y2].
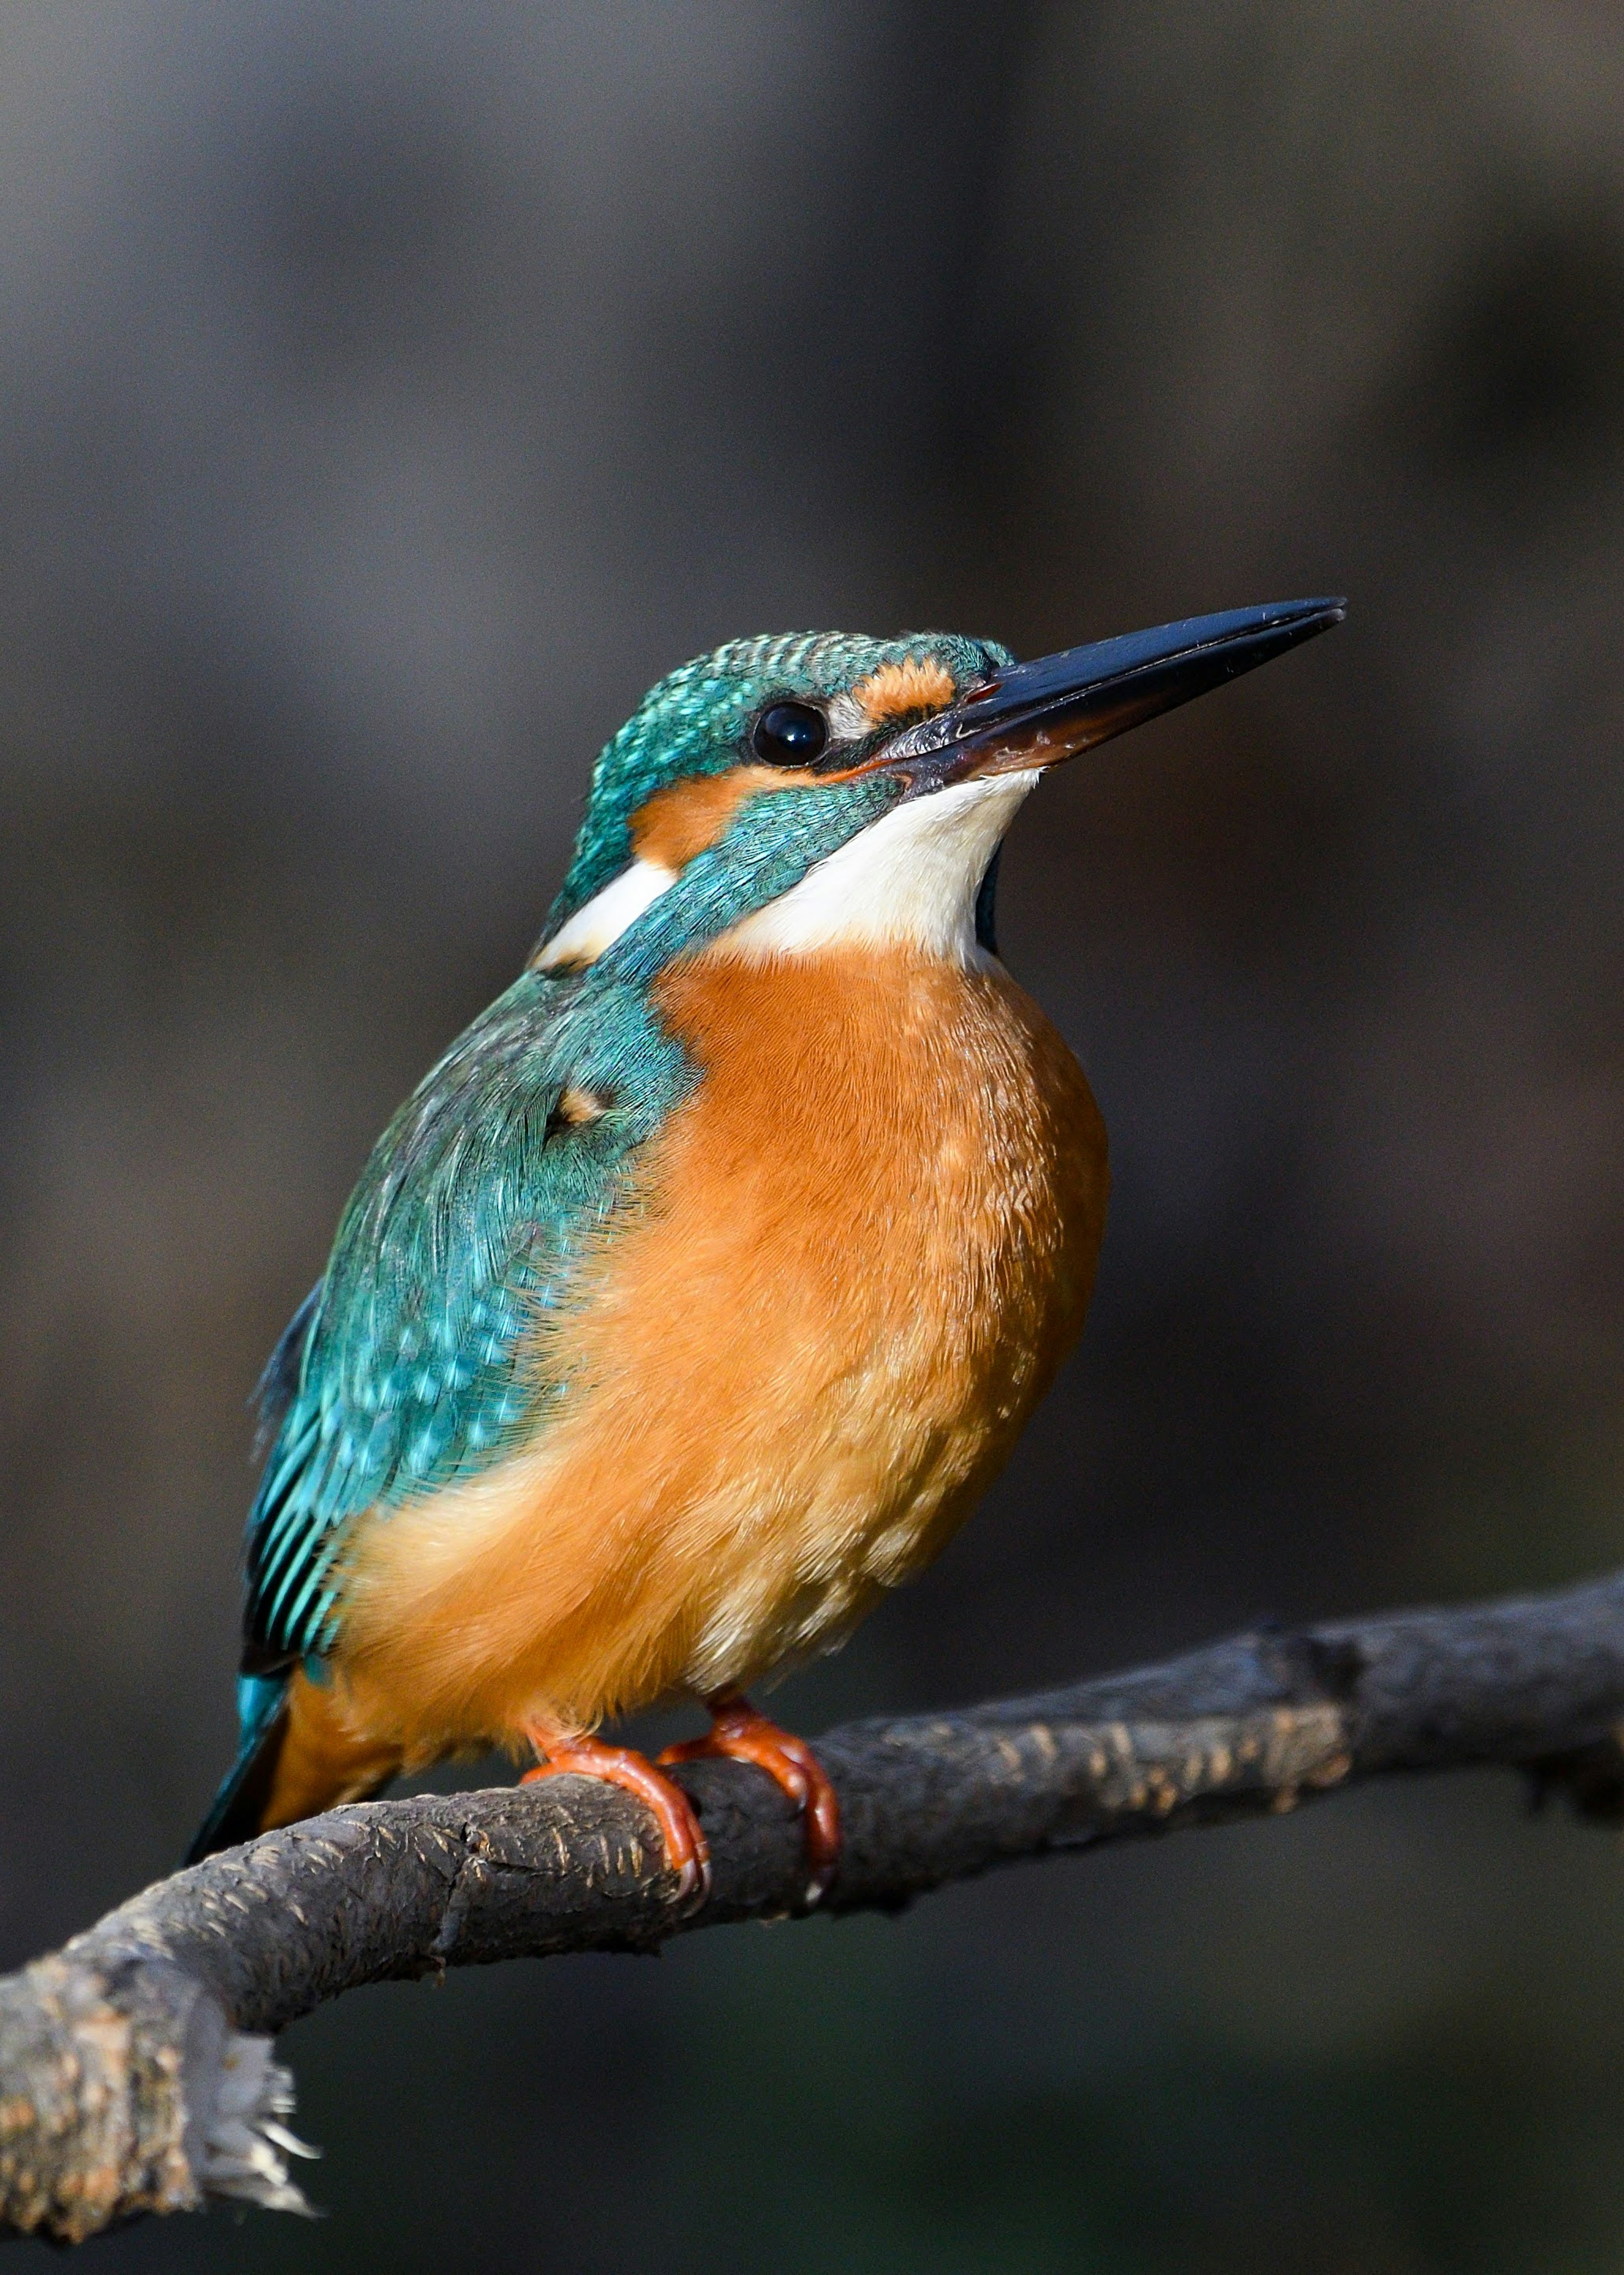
[243, 964, 698, 1671]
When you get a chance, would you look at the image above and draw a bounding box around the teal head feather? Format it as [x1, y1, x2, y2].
[537, 628, 1005, 946]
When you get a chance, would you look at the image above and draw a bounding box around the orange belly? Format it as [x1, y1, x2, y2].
[291, 943, 1108, 1778]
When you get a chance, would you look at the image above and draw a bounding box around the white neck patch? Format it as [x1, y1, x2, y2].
[715, 771, 1038, 967]
[535, 856, 675, 972]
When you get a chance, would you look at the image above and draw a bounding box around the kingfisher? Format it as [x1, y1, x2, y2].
[188, 599, 1341, 1898]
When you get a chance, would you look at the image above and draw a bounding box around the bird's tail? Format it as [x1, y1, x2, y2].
[185, 1666, 403, 1865]
[184, 1671, 294, 1865]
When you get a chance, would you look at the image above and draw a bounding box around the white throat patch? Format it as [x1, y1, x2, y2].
[716, 772, 1038, 966]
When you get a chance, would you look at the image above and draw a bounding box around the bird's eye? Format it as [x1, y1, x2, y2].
[751, 701, 829, 766]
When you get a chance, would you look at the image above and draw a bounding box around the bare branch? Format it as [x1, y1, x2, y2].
[7, 1567, 1624, 2243]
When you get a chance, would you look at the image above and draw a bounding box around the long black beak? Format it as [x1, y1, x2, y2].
[882, 598, 1345, 788]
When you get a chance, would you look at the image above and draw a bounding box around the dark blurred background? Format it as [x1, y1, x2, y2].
[4, 4, 1624, 2268]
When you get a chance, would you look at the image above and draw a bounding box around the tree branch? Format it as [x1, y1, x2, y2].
[8, 1567, 1624, 2243]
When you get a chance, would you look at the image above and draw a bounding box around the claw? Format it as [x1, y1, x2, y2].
[658, 1692, 840, 1904]
[520, 1724, 710, 1905]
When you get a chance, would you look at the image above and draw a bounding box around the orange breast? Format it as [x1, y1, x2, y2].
[329, 945, 1108, 1759]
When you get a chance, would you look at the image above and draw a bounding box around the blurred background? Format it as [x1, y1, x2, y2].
[4, 3, 1624, 2268]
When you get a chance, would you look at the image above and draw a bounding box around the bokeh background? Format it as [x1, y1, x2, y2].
[4, 3, 1624, 2268]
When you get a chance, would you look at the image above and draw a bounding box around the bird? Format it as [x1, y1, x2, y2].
[187, 598, 1342, 1899]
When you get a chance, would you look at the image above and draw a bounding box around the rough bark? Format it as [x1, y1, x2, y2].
[7, 1567, 1624, 2243]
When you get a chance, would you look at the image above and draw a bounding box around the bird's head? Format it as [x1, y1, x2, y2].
[536, 602, 1342, 982]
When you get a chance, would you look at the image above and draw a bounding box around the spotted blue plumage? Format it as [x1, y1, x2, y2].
[243, 969, 700, 1671]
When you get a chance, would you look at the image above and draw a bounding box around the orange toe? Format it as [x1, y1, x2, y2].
[658, 1693, 840, 1904]
[520, 1725, 709, 1905]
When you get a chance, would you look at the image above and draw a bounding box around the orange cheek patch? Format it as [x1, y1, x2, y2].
[853, 656, 955, 729]
[630, 764, 792, 870]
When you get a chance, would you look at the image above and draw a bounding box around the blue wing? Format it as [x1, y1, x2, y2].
[242, 964, 698, 1673]
[188, 927, 691, 1862]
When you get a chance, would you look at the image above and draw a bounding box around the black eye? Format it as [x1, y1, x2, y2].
[751, 701, 829, 766]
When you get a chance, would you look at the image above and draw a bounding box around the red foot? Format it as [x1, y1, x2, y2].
[658, 1692, 841, 1905]
[520, 1724, 709, 1905]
